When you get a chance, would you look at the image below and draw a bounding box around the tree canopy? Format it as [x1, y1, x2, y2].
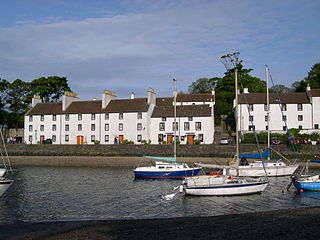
[293, 63, 320, 92]
[0, 76, 71, 128]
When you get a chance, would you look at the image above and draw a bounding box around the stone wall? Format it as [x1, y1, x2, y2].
[2, 143, 320, 159]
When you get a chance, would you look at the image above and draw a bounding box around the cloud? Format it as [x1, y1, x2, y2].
[0, 0, 319, 99]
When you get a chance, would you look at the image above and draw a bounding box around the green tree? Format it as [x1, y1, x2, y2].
[188, 77, 219, 93]
[0, 78, 10, 127]
[293, 63, 320, 92]
[269, 84, 291, 93]
[29, 76, 71, 102]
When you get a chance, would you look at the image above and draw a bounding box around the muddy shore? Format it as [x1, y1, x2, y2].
[1, 206, 319, 240]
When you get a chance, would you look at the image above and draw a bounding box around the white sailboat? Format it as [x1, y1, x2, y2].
[180, 68, 268, 196]
[0, 129, 14, 197]
[134, 79, 201, 179]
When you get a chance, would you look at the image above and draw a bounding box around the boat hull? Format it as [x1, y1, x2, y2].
[184, 181, 268, 196]
[0, 169, 6, 178]
[134, 168, 201, 179]
[0, 179, 14, 196]
[228, 164, 299, 177]
[293, 175, 320, 191]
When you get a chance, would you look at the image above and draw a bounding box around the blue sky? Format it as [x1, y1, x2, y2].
[1, 0, 319, 100]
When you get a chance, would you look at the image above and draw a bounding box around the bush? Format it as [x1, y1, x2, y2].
[93, 140, 100, 145]
[123, 139, 134, 144]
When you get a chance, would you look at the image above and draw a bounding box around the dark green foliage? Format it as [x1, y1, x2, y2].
[293, 63, 320, 92]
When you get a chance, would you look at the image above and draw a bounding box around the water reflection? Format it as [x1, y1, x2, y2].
[0, 166, 319, 224]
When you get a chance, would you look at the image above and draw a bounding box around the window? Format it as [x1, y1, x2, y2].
[249, 115, 254, 122]
[137, 123, 142, 131]
[137, 135, 142, 142]
[91, 113, 95, 120]
[315, 124, 319, 129]
[181, 136, 185, 141]
[78, 124, 82, 131]
[158, 134, 164, 142]
[162, 117, 166, 122]
[298, 115, 303, 121]
[105, 113, 109, 120]
[248, 125, 255, 131]
[91, 135, 95, 142]
[266, 125, 268, 131]
[159, 122, 165, 131]
[172, 122, 178, 131]
[119, 123, 123, 131]
[40, 115, 44, 121]
[29, 116, 33, 122]
[40, 125, 44, 131]
[283, 126, 287, 131]
[52, 135, 56, 142]
[198, 134, 204, 142]
[184, 122, 190, 131]
[65, 135, 69, 142]
[105, 124, 109, 131]
[29, 125, 33, 131]
[282, 115, 287, 121]
[119, 113, 123, 120]
[264, 104, 268, 111]
[195, 122, 201, 131]
[53, 114, 56, 121]
[265, 115, 268, 122]
[29, 135, 32, 142]
[298, 125, 302, 129]
[281, 104, 287, 111]
[65, 124, 69, 131]
[52, 124, 56, 131]
[137, 112, 142, 119]
[78, 114, 82, 121]
[65, 114, 69, 121]
[297, 103, 303, 111]
[248, 104, 253, 111]
[91, 124, 95, 131]
[188, 117, 193, 121]
[105, 135, 109, 142]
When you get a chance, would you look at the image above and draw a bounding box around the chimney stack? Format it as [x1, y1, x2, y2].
[243, 88, 249, 94]
[32, 95, 42, 108]
[62, 91, 78, 111]
[147, 88, 156, 105]
[131, 92, 135, 99]
[102, 90, 116, 109]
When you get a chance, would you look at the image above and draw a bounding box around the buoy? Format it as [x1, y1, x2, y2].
[299, 189, 304, 193]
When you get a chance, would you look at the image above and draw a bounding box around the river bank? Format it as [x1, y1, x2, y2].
[8, 155, 320, 168]
[1, 206, 319, 240]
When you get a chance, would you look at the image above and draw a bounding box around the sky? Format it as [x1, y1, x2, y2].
[0, 0, 319, 100]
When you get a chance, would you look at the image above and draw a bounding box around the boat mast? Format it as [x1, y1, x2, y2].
[173, 79, 177, 160]
[265, 65, 270, 161]
[235, 68, 239, 170]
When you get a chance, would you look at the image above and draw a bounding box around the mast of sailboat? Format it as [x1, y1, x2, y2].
[173, 79, 177, 160]
[235, 68, 239, 171]
[265, 65, 271, 161]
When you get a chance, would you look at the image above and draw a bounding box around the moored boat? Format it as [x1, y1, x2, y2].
[292, 160, 320, 191]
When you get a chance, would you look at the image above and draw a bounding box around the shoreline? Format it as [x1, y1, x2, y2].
[8, 155, 320, 168]
[1, 206, 320, 239]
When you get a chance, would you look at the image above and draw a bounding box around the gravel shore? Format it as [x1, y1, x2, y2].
[1, 206, 320, 240]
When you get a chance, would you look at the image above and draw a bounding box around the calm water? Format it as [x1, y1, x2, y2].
[1, 166, 320, 224]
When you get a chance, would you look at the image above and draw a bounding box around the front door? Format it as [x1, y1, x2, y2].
[167, 135, 173, 144]
[40, 135, 45, 144]
[119, 135, 124, 144]
[77, 136, 84, 144]
[187, 135, 194, 144]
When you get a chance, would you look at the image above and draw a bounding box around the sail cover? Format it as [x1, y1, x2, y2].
[309, 160, 320, 163]
[239, 148, 271, 159]
[143, 156, 176, 162]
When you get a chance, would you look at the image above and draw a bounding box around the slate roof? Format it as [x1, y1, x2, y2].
[310, 89, 320, 97]
[103, 98, 149, 113]
[26, 102, 63, 115]
[151, 105, 212, 118]
[156, 93, 214, 106]
[238, 92, 310, 104]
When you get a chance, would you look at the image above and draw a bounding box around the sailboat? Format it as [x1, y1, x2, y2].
[180, 68, 268, 196]
[197, 66, 299, 177]
[0, 129, 14, 197]
[134, 80, 201, 179]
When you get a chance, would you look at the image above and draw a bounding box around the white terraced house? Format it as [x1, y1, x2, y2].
[237, 86, 320, 134]
[24, 89, 215, 145]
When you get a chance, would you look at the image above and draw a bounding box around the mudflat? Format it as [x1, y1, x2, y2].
[0, 206, 319, 240]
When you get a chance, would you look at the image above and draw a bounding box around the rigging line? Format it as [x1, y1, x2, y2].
[0, 129, 11, 171]
[268, 73, 297, 152]
[237, 74, 268, 177]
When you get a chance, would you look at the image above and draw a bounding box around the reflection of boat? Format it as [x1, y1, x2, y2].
[134, 161, 201, 179]
[133, 80, 201, 180]
[0, 129, 14, 197]
[292, 160, 320, 192]
[180, 65, 268, 196]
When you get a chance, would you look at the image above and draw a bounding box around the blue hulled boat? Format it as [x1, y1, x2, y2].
[293, 160, 320, 191]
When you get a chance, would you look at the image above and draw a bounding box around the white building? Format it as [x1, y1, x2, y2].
[237, 87, 320, 134]
[24, 89, 215, 144]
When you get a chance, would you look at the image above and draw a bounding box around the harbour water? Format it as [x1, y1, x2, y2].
[1, 166, 320, 224]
